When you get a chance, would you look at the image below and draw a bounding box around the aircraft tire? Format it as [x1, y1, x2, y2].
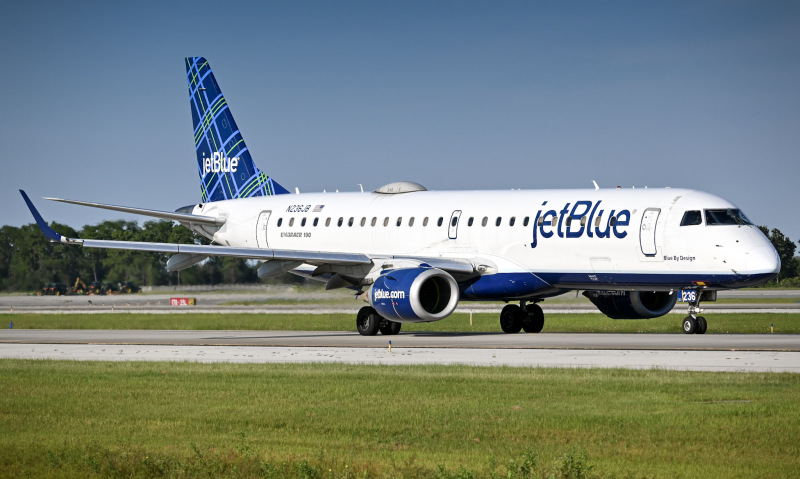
[357, 306, 381, 336]
[522, 303, 545, 333]
[500, 305, 524, 334]
[695, 316, 708, 334]
[379, 321, 402, 335]
[682, 316, 697, 334]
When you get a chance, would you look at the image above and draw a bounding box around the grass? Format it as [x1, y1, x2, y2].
[4, 312, 800, 334]
[1, 360, 798, 478]
[713, 297, 800, 304]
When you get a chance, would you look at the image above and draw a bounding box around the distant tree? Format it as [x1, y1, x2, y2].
[3, 222, 83, 291]
[758, 226, 798, 282]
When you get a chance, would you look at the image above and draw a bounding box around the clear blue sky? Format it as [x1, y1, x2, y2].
[2, 1, 799, 241]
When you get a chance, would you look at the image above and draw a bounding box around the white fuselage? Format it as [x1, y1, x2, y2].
[191, 186, 779, 299]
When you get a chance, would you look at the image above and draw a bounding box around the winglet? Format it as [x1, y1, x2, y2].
[19, 190, 68, 243]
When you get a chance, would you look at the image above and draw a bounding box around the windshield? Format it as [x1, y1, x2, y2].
[705, 208, 753, 226]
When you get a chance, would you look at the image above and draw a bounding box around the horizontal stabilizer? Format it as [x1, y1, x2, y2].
[43, 197, 225, 226]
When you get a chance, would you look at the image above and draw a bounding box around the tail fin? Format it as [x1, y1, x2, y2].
[186, 57, 289, 202]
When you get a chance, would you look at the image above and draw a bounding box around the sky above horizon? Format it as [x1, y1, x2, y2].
[2, 1, 799, 241]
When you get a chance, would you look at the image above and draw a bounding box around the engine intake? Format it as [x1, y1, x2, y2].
[368, 267, 459, 322]
[584, 290, 677, 319]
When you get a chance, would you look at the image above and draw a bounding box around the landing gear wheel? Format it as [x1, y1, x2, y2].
[682, 316, 697, 334]
[379, 321, 402, 335]
[522, 303, 545, 333]
[356, 306, 381, 336]
[695, 316, 707, 335]
[500, 305, 524, 333]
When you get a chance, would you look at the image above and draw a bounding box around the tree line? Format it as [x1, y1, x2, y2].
[0, 220, 798, 292]
[0, 220, 281, 292]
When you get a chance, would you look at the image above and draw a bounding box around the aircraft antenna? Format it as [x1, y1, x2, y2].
[358, 184, 364, 193]
[592, 180, 599, 190]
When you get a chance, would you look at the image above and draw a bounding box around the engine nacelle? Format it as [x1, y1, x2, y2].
[368, 267, 459, 323]
[584, 290, 677, 319]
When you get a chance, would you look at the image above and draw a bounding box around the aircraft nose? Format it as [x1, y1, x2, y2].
[745, 245, 780, 275]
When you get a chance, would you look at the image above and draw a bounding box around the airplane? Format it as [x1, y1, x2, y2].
[21, 57, 780, 336]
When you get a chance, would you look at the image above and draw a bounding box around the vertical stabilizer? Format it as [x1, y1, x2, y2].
[186, 57, 289, 202]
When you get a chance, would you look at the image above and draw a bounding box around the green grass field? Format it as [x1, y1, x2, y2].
[1, 360, 798, 478]
[5, 311, 800, 334]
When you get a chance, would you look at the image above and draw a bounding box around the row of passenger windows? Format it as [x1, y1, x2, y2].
[275, 214, 621, 228]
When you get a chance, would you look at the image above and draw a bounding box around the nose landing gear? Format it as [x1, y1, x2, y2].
[682, 292, 709, 334]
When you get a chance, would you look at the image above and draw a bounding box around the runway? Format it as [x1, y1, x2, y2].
[2, 289, 799, 314]
[2, 330, 799, 372]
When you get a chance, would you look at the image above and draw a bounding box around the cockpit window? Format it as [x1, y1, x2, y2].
[680, 210, 702, 226]
[705, 208, 753, 226]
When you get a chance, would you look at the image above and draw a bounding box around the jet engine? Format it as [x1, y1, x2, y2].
[584, 290, 677, 319]
[368, 267, 460, 322]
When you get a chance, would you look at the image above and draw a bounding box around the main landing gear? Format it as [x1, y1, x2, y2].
[356, 306, 402, 336]
[682, 294, 708, 335]
[500, 301, 545, 334]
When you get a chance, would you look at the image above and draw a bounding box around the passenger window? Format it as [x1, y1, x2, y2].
[438, 217, 444, 227]
[289, 218, 295, 227]
[451, 217, 458, 227]
[384, 217, 389, 227]
[523, 217, 529, 227]
[301, 218, 306, 227]
[397, 217, 403, 227]
[609, 216, 617, 227]
[495, 217, 502, 227]
[337, 217, 343, 227]
[325, 218, 331, 227]
[509, 217, 516, 227]
[313, 218, 319, 227]
[371, 217, 377, 227]
[566, 217, 572, 227]
[348, 217, 354, 227]
[580, 216, 587, 226]
[482, 217, 488, 227]
[360, 217, 366, 227]
[537, 216, 544, 227]
[681, 210, 702, 226]
[409, 217, 415, 226]
[594, 215, 602, 227]
[551, 216, 557, 227]
[423, 217, 429, 226]
[277, 218, 283, 227]
[468, 217, 474, 227]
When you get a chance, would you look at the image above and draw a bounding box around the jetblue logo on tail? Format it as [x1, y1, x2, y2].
[187, 57, 289, 202]
[202, 152, 239, 174]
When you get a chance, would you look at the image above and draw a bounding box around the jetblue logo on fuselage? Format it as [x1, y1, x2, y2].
[531, 200, 631, 248]
[202, 152, 239, 174]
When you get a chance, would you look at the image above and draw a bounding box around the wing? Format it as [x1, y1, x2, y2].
[21, 190, 371, 266]
[22, 190, 480, 278]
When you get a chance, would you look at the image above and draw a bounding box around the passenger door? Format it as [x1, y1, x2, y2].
[639, 208, 660, 256]
[256, 210, 271, 248]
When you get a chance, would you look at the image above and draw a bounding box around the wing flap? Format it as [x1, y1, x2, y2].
[79, 238, 371, 264]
